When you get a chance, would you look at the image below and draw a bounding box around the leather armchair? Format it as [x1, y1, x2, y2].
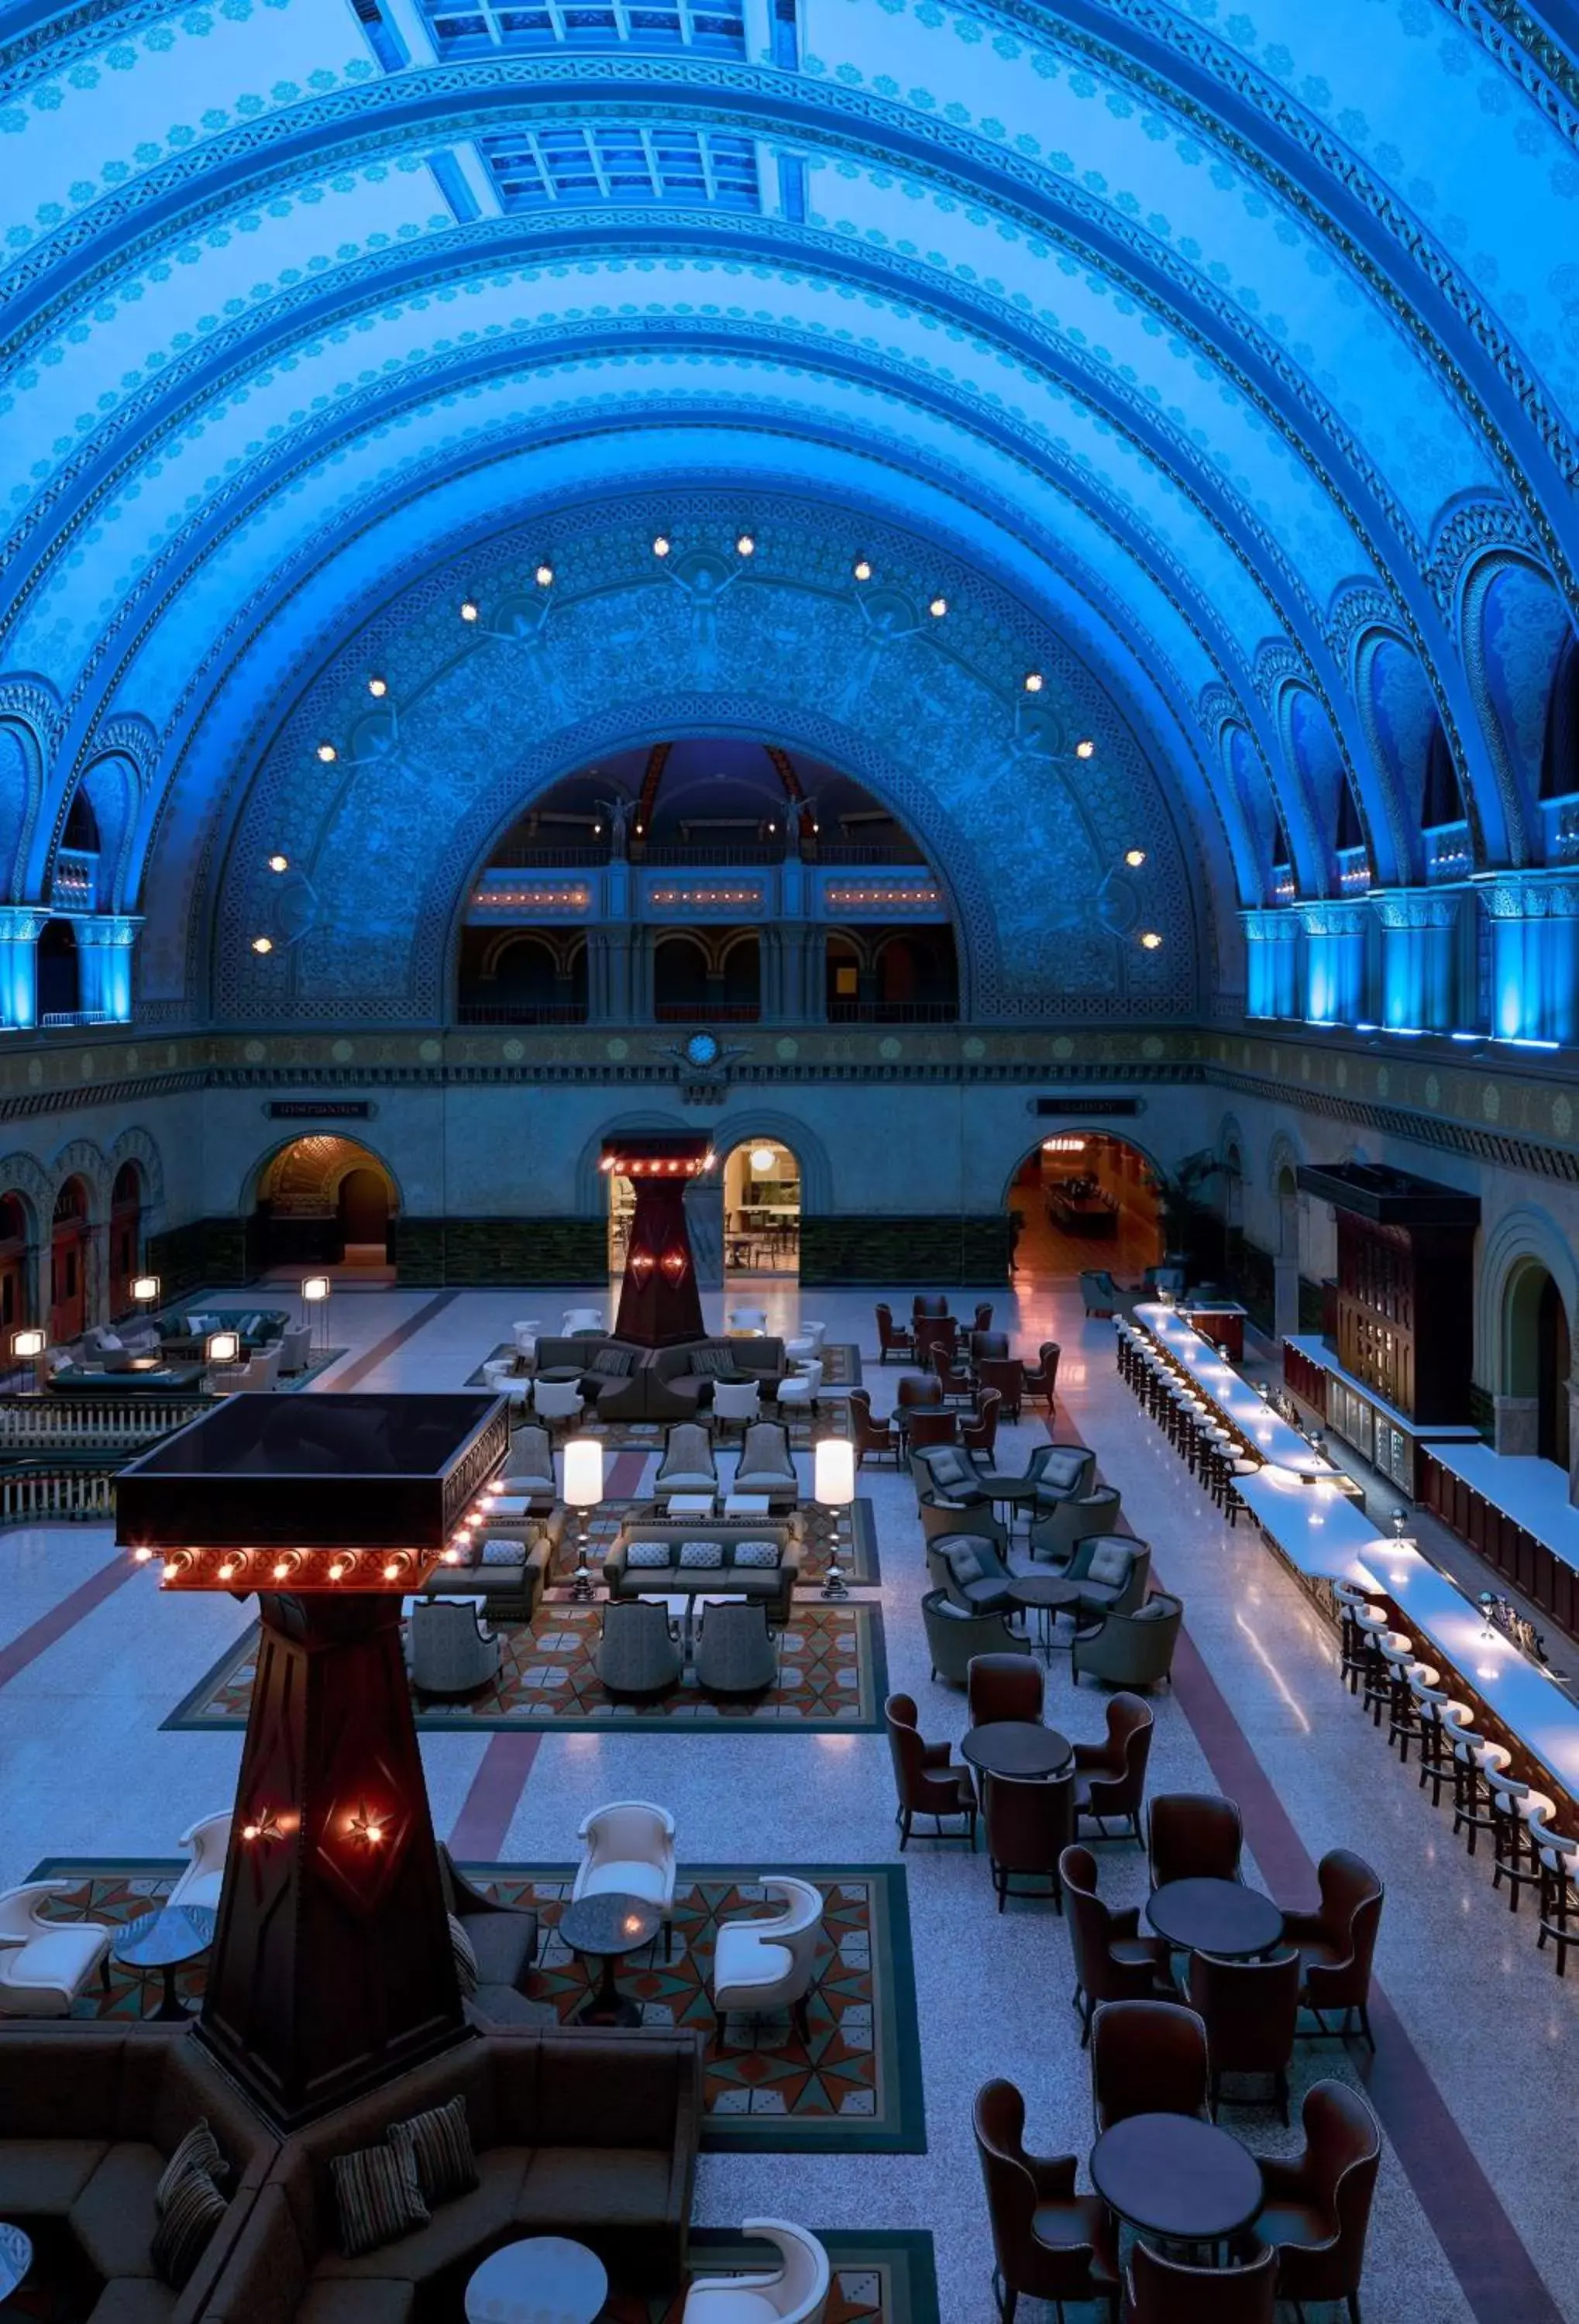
[973, 2078, 1118, 2324]
[1060, 1535, 1150, 1618]
[875, 1302, 916, 1363]
[962, 1387, 1001, 1458]
[848, 1387, 896, 1465]
[1072, 1693, 1154, 1841]
[1281, 1848, 1384, 2051]
[931, 1345, 975, 1404]
[885, 1691, 975, 1848]
[1127, 2241, 1276, 2322]
[921, 1588, 1030, 1687]
[971, 1301, 994, 1333]
[983, 1769, 1075, 1911]
[1252, 2080, 1381, 2318]
[967, 1652, 1044, 1728]
[574, 1800, 677, 1960]
[1021, 1340, 1061, 1408]
[974, 1355, 1023, 1419]
[969, 1330, 1010, 1362]
[904, 1408, 958, 1451]
[682, 2219, 830, 2323]
[1072, 1592, 1182, 1691]
[1189, 1945, 1302, 2121]
[711, 1877, 823, 2045]
[1059, 1844, 1176, 2043]
[919, 1493, 1008, 1556]
[169, 1810, 230, 1913]
[1149, 1792, 1245, 1889]
[926, 1532, 1016, 1614]
[1090, 1999, 1209, 2133]
[1030, 1485, 1123, 1569]
[910, 1441, 990, 1505]
[0, 1882, 112, 2016]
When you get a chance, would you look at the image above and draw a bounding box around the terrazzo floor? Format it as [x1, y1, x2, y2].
[3, 1274, 1577, 2322]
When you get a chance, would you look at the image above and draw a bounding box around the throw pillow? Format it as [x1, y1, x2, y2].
[677, 1539, 724, 1568]
[389, 2094, 480, 2209]
[151, 2168, 227, 2291]
[1131, 1597, 1171, 1623]
[693, 1345, 735, 1377]
[625, 1541, 673, 1569]
[156, 2122, 228, 2212]
[946, 1545, 983, 1583]
[591, 1346, 632, 1377]
[929, 1449, 969, 1486]
[331, 2140, 429, 2259]
[98, 1331, 123, 1353]
[1086, 1542, 1131, 1588]
[479, 1536, 522, 1567]
[1039, 1450, 1087, 1491]
[931, 1597, 972, 1621]
[447, 1913, 479, 1999]
[731, 1540, 780, 1569]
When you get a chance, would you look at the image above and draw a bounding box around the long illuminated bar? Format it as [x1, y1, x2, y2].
[1133, 1300, 1339, 1477]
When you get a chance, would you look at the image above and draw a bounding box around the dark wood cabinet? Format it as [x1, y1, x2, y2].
[1296, 1164, 1478, 1425]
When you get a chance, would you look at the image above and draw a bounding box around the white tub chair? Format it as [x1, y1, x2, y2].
[784, 1322, 827, 1365]
[573, 1801, 677, 1961]
[532, 1377, 583, 1433]
[0, 1882, 114, 2016]
[710, 1875, 823, 2046]
[512, 1318, 543, 1360]
[775, 1360, 823, 1418]
[728, 1308, 769, 1335]
[711, 1377, 761, 1439]
[562, 1307, 605, 1335]
[681, 2220, 831, 2324]
[168, 1811, 230, 1913]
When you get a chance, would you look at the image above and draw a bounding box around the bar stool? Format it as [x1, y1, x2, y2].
[1355, 1608, 1395, 1725]
[1333, 1583, 1385, 1696]
[1490, 1774, 1555, 1914]
[1450, 1727, 1512, 1858]
[1410, 1675, 1473, 1807]
[1383, 1643, 1435, 1762]
[1529, 1810, 1579, 1975]
[1222, 1449, 1261, 1528]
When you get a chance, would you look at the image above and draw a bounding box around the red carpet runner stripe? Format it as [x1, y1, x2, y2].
[1055, 1394, 1564, 2324]
[0, 1552, 143, 1691]
[321, 1289, 460, 1391]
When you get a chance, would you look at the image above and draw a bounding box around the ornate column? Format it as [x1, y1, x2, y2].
[74, 915, 141, 1023]
[1375, 890, 1462, 1032]
[0, 907, 47, 1030]
[1482, 874, 1579, 1044]
[604, 1136, 710, 1345]
[1296, 901, 1371, 1026]
[1240, 909, 1300, 1020]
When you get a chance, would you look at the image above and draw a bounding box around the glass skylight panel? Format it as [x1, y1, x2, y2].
[480, 126, 761, 211]
[419, 0, 745, 56]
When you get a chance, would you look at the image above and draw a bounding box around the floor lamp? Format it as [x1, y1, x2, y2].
[302, 1274, 330, 1357]
[564, 1436, 604, 1603]
[814, 1435, 855, 1600]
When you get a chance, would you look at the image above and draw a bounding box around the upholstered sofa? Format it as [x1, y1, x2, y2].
[604, 1518, 798, 1624]
[154, 1308, 291, 1360]
[424, 1514, 559, 1622]
[528, 1336, 651, 1422]
[204, 2027, 701, 2321]
[642, 1337, 786, 1420]
[0, 2021, 280, 2322]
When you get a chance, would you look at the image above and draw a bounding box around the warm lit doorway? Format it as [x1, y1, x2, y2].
[723, 1140, 800, 1275]
[1008, 1133, 1161, 1283]
[249, 1136, 398, 1280]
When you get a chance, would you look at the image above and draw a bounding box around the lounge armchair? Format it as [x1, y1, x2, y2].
[1020, 1442, 1096, 1511]
[1127, 2241, 1276, 2321]
[875, 1303, 915, 1363]
[973, 2079, 1117, 2322]
[886, 1691, 976, 1847]
[710, 1878, 822, 2044]
[408, 1599, 501, 1698]
[926, 1533, 1016, 1615]
[910, 1440, 989, 1505]
[502, 1422, 557, 1501]
[1080, 1270, 1122, 1316]
[683, 2219, 830, 2323]
[1250, 2080, 1381, 2313]
[1091, 1998, 1209, 2133]
[1059, 1535, 1151, 1618]
[575, 1801, 676, 1961]
[1021, 1340, 1061, 1409]
[848, 1387, 896, 1465]
[655, 1421, 721, 1497]
[693, 1600, 778, 1696]
[1030, 1484, 1123, 1567]
[982, 1768, 1075, 1911]
[1072, 1592, 1183, 1690]
[775, 1358, 822, 1418]
[711, 1377, 761, 1438]
[732, 1419, 798, 1501]
[962, 1387, 1001, 1459]
[1281, 1848, 1384, 2051]
[209, 1339, 284, 1392]
[1072, 1693, 1154, 1841]
[596, 1600, 684, 1698]
[562, 1306, 606, 1334]
[1149, 1793, 1244, 1889]
[531, 1375, 584, 1432]
[0, 1883, 113, 2016]
[1061, 1844, 1178, 2042]
[975, 1354, 1023, 1420]
[921, 1588, 1031, 1686]
[919, 1492, 1009, 1556]
[169, 1810, 230, 1913]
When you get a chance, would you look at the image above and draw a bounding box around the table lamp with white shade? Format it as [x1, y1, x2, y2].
[814, 1435, 855, 1600]
[563, 1435, 604, 1603]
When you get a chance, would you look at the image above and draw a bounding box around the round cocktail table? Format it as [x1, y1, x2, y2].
[1147, 1878, 1285, 1961]
[959, 1720, 1073, 1779]
[1006, 1573, 1086, 1653]
[0, 2223, 33, 2301]
[535, 1367, 585, 1384]
[1090, 2112, 1262, 2249]
[465, 2233, 607, 2324]
[114, 1904, 217, 2021]
[558, 1891, 662, 2027]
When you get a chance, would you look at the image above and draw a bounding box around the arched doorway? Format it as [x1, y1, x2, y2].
[1506, 1262, 1573, 1472]
[36, 920, 81, 1023]
[1008, 1134, 1161, 1283]
[0, 1191, 33, 1337]
[724, 1140, 800, 1276]
[50, 1175, 91, 1342]
[109, 1160, 143, 1317]
[249, 1137, 399, 1279]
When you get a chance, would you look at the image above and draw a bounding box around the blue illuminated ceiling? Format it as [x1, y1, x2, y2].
[1, 0, 1577, 1023]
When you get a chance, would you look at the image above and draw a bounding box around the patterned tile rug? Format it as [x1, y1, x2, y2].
[28, 1862, 925, 2156]
[166, 1600, 889, 1734]
[632, 2231, 939, 2321]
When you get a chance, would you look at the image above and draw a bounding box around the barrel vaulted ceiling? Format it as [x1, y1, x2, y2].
[2, 0, 1577, 1021]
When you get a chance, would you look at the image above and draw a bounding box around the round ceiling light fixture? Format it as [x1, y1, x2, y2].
[535, 562, 554, 587]
[1124, 847, 1147, 868]
[459, 599, 480, 622]
[852, 558, 872, 581]
[267, 853, 289, 874]
[749, 1146, 779, 1174]
[367, 676, 387, 698]
[251, 936, 274, 955]
[735, 533, 755, 556]
[1023, 672, 1044, 693]
[1075, 739, 1096, 759]
[928, 596, 948, 618]
[652, 535, 671, 558]
[1140, 930, 1164, 951]
[315, 741, 337, 763]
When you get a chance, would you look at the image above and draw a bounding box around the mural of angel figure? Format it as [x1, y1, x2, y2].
[595, 789, 638, 858]
[662, 548, 744, 685]
[836, 587, 924, 720]
[1004, 693, 1069, 765]
[485, 590, 571, 724]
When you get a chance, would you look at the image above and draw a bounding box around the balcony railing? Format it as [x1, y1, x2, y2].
[643, 843, 781, 866]
[653, 1001, 760, 1021]
[40, 1010, 115, 1030]
[455, 1002, 590, 1024]
[825, 1000, 959, 1023]
[487, 843, 608, 868]
[815, 841, 928, 866]
[1424, 820, 1474, 882]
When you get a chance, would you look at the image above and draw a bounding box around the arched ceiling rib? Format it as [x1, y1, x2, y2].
[2, 0, 1577, 1004]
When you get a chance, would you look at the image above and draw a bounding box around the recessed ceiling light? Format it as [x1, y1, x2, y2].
[315, 742, 337, 763]
[928, 596, 948, 618]
[1124, 847, 1146, 868]
[251, 936, 274, 955]
[367, 676, 387, 697]
[267, 853, 289, 874]
[459, 600, 479, 622]
[652, 535, 671, 558]
[535, 563, 554, 586]
[1023, 672, 1044, 692]
[1140, 930, 1163, 951]
[853, 559, 872, 581]
[1075, 739, 1096, 759]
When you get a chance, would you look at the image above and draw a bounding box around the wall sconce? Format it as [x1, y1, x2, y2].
[628, 1247, 655, 1282]
[270, 1551, 301, 1584]
[659, 1246, 689, 1282]
[241, 1806, 283, 1845]
[346, 1805, 386, 1846]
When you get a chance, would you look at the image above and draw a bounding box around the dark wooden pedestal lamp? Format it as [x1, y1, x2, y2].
[602, 1135, 714, 1347]
[115, 1391, 508, 2130]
